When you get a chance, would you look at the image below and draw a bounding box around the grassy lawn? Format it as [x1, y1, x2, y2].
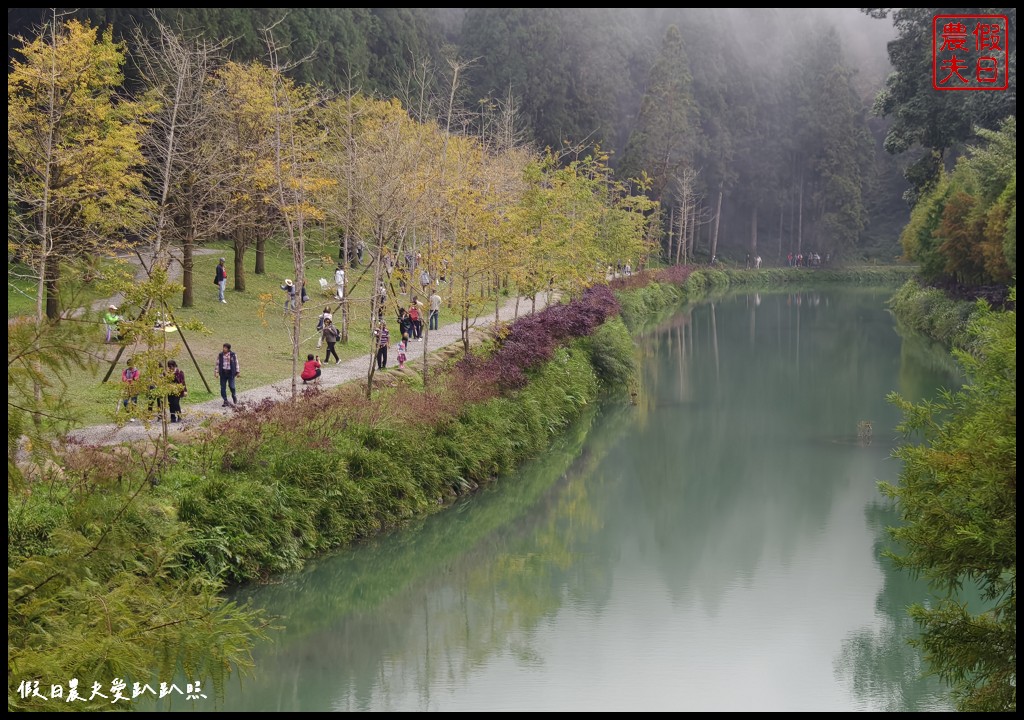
[44, 237, 510, 426]
[7, 260, 119, 319]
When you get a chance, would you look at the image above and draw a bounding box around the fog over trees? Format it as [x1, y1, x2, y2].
[7, 7, 916, 262]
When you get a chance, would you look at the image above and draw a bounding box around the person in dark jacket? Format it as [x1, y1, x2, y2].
[215, 258, 227, 303]
[214, 343, 240, 407]
[167, 360, 187, 423]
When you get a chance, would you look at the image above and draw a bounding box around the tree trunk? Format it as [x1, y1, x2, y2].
[182, 232, 194, 307]
[710, 184, 723, 263]
[750, 204, 758, 257]
[290, 265, 302, 401]
[255, 232, 266, 275]
[667, 205, 675, 264]
[365, 245, 383, 400]
[797, 167, 804, 256]
[233, 227, 247, 292]
[688, 201, 695, 262]
[460, 269, 471, 354]
[679, 202, 687, 265]
[777, 204, 784, 264]
[45, 259, 60, 321]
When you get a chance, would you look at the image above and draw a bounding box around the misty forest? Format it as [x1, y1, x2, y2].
[10, 7, 1008, 265]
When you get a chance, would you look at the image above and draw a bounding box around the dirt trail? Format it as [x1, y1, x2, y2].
[67, 291, 556, 446]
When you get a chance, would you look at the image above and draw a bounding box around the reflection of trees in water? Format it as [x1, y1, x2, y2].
[597, 291, 904, 613]
[896, 325, 964, 402]
[833, 501, 953, 711]
[218, 402, 628, 711]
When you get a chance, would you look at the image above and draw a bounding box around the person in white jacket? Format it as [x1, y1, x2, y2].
[334, 265, 345, 300]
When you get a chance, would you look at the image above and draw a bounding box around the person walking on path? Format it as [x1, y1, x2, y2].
[322, 318, 341, 364]
[119, 358, 140, 420]
[374, 321, 390, 370]
[167, 360, 187, 423]
[316, 306, 333, 349]
[397, 333, 408, 369]
[429, 290, 442, 331]
[334, 264, 345, 300]
[103, 305, 122, 343]
[409, 298, 422, 340]
[215, 258, 228, 303]
[215, 343, 240, 407]
[397, 307, 413, 344]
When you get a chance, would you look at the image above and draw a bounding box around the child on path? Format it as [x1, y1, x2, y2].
[397, 333, 408, 369]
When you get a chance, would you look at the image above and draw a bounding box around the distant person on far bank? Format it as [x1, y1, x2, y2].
[215, 258, 228, 303]
[215, 343, 240, 407]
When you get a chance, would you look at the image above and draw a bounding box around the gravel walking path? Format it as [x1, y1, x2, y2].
[67, 292, 556, 446]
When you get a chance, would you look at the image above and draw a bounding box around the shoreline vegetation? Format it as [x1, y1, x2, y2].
[886, 278, 1007, 352]
[5, 265, 929, 710]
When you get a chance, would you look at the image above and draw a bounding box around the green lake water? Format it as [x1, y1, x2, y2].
[177, 288, 963, 711]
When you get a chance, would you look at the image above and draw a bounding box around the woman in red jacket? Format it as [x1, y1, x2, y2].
[301, 354, 322, 385]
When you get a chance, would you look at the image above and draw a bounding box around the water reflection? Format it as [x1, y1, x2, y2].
[833, 502, 951, 711]
[183, 290, 958, 712]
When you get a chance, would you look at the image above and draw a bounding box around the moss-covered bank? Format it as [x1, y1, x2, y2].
[169, 340, 612, 583]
